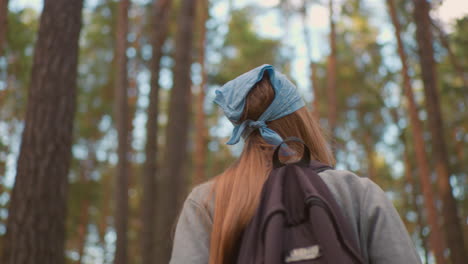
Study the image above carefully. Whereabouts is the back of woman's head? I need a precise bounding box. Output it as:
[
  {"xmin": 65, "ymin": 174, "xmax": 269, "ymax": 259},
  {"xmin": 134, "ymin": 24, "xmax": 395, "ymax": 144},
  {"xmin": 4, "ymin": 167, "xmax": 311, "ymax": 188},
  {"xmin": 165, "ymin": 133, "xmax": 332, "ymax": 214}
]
[
  {"xmin": 209, "ymin": 73, "xmax": 334, "ymax": 264},
  {"xmin": 240, "ymin": 73, "xmax": 334, "ymax": 164}
]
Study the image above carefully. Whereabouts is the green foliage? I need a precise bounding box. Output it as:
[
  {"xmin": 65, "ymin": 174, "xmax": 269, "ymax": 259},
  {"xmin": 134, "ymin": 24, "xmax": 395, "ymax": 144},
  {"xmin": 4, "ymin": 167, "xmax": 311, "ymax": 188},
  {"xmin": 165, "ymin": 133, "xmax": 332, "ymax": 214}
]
[
  {"xmin": 313, "ymin": 0, "xmax": 391, "ymax": 180},
  {"xmin": 2, "ymin": 8, "xmax": 38, "ymax": 120},
  {"xmin": 211, "ymin": 7, "xmax": 283, "ymax": 85},
  {"xmin": 452, "ymin": 17, "xmax": 468, "ymax": 63}
]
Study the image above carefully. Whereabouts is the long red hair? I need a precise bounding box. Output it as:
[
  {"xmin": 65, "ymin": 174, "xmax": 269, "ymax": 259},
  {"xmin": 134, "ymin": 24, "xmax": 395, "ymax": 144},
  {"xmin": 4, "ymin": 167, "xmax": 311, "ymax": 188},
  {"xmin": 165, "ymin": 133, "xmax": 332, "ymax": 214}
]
[{"xmin": 208, "ymin": 74, "xmax": 335, "ymax": 264}]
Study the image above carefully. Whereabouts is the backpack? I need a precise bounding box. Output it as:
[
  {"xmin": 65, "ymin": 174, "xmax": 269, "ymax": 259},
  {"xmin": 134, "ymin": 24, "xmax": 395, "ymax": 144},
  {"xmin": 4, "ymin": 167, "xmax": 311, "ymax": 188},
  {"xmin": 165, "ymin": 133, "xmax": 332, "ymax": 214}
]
[{"xmin": 236, "ymin": 137, "xmax": 364, "ymax": 264}]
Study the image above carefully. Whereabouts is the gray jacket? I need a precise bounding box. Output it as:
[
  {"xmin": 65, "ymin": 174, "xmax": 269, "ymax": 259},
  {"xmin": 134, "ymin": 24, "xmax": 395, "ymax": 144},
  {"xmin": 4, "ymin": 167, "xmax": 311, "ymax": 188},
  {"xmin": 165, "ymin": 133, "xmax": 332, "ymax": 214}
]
[{"xmin": 170, "ymin": 169, "xmax": 422, "ymax": 264}]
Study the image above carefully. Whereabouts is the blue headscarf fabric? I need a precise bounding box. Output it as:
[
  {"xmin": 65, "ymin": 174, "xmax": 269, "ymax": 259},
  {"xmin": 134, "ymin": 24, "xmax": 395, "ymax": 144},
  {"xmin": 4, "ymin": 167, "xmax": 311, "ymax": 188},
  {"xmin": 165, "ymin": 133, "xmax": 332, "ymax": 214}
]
[{"xmin": 214, "ymin": 64, "xmax": 305, "ymax": 146}]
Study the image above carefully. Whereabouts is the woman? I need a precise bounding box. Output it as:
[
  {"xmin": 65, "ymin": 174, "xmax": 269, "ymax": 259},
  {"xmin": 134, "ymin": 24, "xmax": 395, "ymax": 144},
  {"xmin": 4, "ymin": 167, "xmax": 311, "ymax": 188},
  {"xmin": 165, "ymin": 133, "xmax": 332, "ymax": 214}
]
[{"xmin": 169, "ymin": 65, "xmax": 421, "ymax": 264}]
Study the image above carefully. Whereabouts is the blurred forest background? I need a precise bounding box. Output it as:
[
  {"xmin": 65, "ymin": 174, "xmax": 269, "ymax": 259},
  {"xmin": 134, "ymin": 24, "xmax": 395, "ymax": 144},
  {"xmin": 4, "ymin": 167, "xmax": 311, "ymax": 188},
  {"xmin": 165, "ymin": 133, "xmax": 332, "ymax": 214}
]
[{"xmin": 0, "ymin": 0, "xmax": 467, "ymax": 263}]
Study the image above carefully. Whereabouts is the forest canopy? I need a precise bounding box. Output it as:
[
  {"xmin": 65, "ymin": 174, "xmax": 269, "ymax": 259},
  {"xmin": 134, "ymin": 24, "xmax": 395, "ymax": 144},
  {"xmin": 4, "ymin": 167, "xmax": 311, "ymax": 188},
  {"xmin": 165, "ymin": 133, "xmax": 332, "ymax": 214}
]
[{"xmin": 0, "ymin": 0, "xmax": 467, "ymax": 264}]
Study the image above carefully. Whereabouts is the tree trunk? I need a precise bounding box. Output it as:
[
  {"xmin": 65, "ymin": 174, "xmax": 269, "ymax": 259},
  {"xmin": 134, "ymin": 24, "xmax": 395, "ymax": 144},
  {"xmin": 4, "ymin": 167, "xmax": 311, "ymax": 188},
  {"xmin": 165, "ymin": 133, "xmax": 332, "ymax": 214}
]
[
  {"xmin": 387, "ymin": 0, "xmax": 446, "ymax": 262},
  {"xmin": 413, "ymin": 1, "xmax": 467, "ymax": 263},
  {"xmin": 113, "ymin": 0, "xmax": 131, "ymax": 264},
  {"xmin": 2, "ymin": 1, "xmax": 83, "ymax": 263},
  {"xmin": 141, "ymin": 0, "xmax": 172, "ymax": 263},
  {"xmin": 0, "ymin": 0, "xmax": 8, "ymax": 56},
  {"xmin": 431, "ymin": 19, "xmax": 468, "ymax": 90},
  {"xmin": 193, "ymin": 0, "xmax": 208, "ymax": 185},
  {"xmin": 155, "ymin": 0, "xmax": 197, "ymax": 262},
  {"xmin": 327, "ymin": 0, "xmax": 337, "ymax": 134}
]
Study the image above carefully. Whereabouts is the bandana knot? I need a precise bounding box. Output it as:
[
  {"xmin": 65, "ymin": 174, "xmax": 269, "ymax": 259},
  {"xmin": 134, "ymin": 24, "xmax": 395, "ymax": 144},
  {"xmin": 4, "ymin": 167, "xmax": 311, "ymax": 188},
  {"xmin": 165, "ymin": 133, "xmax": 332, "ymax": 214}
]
[{"xmin": 249, "ymin": 120, "xmax": 267, "ymax": 129}]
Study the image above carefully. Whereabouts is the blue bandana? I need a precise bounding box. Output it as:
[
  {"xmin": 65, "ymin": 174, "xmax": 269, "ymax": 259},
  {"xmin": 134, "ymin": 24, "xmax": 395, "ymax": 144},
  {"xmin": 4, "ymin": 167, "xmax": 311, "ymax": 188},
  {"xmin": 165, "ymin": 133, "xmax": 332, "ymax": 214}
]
[{"xmin": 214, "ymin": 64, "xmax": 305, "ymax": 146}]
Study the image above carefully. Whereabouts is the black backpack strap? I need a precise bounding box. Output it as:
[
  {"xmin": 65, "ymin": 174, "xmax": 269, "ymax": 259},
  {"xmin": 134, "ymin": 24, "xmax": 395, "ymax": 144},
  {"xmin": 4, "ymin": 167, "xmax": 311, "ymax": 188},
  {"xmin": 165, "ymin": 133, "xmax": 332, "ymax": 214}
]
[
  {"xmin": 272, "ymin": 137, "xmax": 311, "ymax": 169},
  {"xmin": 309, "ymin": 160, "xmax": 333, "ymax": 173},
  {"xmin": 272, "ymin": 137, "xmax": 333, "ymax": 173}
]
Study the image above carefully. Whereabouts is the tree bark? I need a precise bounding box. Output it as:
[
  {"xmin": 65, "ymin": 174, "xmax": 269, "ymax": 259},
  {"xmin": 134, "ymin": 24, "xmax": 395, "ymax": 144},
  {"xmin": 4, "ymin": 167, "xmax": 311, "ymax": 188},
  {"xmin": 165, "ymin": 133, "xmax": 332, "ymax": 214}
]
[
  {"xmin": 327, "ymin": 0, "xmax": 337, "ymax": 134},
  {"xmin": 413, "ymin": 1, "xmax": 467, "ymax": 263},
  {"xmin": 113, "ymin": 0, "xmax": 131, "ymax": 264},
  {"xmin": 155, "ymin": 0, "xmax": 197, "ymax": 262},
  {"xmin": 0, "ymin": 0, "xmax": 8, "ymax": 56},
  {"xmin": 193, "ymin": 0, "xmax": 208, "ymax": 185},
  {"xmin": 2, "ymin": 1, "xmax": 83, "ymax": 263},
  {"xmin": 141, "ymin": 0, "xmax": 172, "ymax": 264},
  {"xmin": 387, "ymin": 0, "xmax": 446, "ymax": 263}
]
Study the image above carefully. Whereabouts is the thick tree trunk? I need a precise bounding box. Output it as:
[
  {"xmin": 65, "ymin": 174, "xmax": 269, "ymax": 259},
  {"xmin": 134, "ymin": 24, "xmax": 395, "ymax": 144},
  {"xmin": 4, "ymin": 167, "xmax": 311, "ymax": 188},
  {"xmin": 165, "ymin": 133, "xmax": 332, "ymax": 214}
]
[
  {"xmin": 2, "ymin": 1, "xmax": 83, "ymax": 263},
  {"xmin": 413, "ymin": 1, "xmax": 467, "ymax": 263},
  {"xmin": 155, "ymin": 0, "xmax": 197, "ymax": 262},
  {"xmin": 0, "ymin": 0, "xmax": 8, "ymax": 56},
  {"xmin": 387, "ymin": 0, "xmax": 446, "ymax": 263},
  {"xmin": 193, "ymin": 0, "xmax": 208, "ymax": 185},
  {"xmin": 141, "ymin": 0, "xmax": 172, "ymax": 264},
  {"xmin": 113, "ymin": 0, "xmax": 131, "ymax": 264},
  {"xmin": 327, "ymin": 0, "xmax": 337, "ymax": 134}
]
